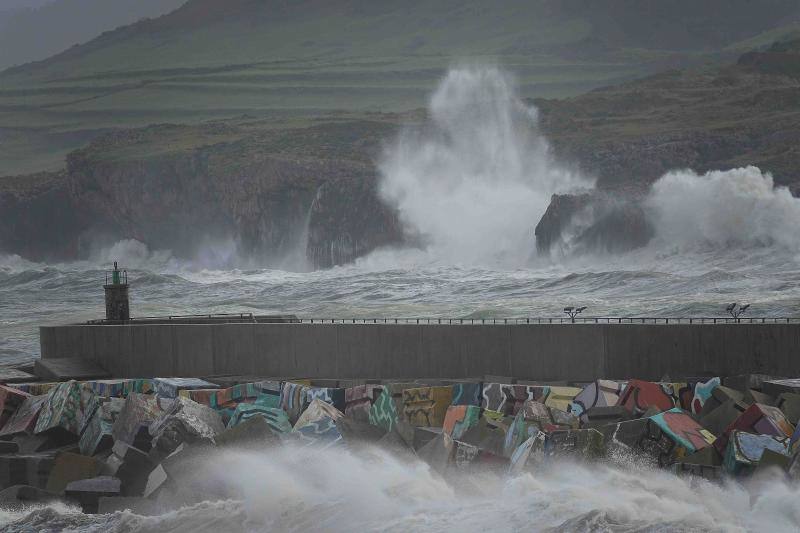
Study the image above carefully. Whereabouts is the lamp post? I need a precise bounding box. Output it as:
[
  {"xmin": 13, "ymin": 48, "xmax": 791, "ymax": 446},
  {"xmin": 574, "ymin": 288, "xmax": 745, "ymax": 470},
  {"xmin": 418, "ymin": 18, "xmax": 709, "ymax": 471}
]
[
  {"xmin": 726, "ymin": 303, "xmax": 750, "ymax": 320},
  {"xmin": 564, "ymin": 306, "xmax": 587, "ymax": 323}
]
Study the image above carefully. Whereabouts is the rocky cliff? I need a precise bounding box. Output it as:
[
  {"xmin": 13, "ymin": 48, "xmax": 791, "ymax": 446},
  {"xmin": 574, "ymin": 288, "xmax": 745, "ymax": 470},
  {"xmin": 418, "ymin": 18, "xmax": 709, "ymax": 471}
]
[
  {"xmin": 534, "ymin": 39, "xmax": 800, "ymax": 254},
  {"xmin": 306, "ymin": 176, "xmax": 403, "ymax": 269},
  {"xmin": 0, "ymin": 118, "xmax": 402, "ymax": 267},
  {"xmin": 2, "ymin": 42, "xmax": 800, "ymax": 267}
]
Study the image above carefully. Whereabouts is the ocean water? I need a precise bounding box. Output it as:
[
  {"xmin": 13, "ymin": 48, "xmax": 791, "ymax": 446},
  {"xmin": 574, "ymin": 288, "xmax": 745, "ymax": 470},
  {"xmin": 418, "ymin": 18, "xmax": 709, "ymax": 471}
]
[
  {"xmin": 1, "ymin": 447, "xmax": 799, "ymax": 532},
  {"xmin": 1, "ymin": 243, "xmax": 800, "ymax": 364},
  {"xmin": 1, "ymin": 66, "xmax": 799, "ymax": 530},
  {"xmin": 4, "ymin": 66, "xmax": 800, "ymax": 363}
]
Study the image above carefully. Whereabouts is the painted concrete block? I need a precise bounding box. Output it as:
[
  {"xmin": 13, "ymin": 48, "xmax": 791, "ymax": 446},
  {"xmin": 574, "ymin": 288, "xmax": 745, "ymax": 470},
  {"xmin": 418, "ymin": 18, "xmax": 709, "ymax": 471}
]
[
  {"xmin": 723, "ymin": 431, "xmax": 791, "ymax": 476},
  {"xmin": 402, "ymin": 386, "xmax": 453, "ymax": 427},
  {"xmin": 442, "ymin": 405, "xmax": 480, "ymax": 440}
]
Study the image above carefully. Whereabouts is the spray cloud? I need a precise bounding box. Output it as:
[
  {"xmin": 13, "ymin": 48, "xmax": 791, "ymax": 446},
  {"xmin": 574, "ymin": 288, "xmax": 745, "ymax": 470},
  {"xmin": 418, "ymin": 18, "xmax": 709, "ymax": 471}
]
[
  {"xmin": 646, "ymin": 166, "xmax": 800, "ymax": 252},
  {"xmin": 378, "ymin": 66, "xmax": 590, "ymax": 266}
]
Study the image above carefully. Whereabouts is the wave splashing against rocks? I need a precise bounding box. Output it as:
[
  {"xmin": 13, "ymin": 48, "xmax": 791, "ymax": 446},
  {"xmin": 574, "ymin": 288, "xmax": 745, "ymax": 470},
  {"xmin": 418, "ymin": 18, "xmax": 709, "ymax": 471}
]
[{"xmin": 2, "ymin": 447, "xmax": 799, "ymax": 532}]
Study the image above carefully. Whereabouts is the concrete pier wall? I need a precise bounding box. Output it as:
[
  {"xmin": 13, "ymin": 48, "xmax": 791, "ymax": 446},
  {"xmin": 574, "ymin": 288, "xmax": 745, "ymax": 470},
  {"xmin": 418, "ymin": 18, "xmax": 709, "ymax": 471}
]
[{"xmin": 39, "ymin": 323, "xmax": 800, "ymax": 380}]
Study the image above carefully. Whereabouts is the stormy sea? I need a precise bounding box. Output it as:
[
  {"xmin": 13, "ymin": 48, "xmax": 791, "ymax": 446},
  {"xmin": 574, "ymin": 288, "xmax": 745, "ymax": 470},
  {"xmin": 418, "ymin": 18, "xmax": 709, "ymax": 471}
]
[{"xmin": 1, "ymin": 67, "xmax": 799, "ymax": 531}]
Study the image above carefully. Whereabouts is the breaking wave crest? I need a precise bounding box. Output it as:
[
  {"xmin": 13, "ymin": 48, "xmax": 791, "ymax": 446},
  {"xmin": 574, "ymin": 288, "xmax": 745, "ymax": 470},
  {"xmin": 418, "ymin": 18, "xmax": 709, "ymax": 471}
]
[
  {"xmin": 646, "ymin": 166, "xmax": 800, "ymax": 253},
  {"xmin": 2, "ymin": 447, "xmax": 799, "ymax": 532},
  {"xmin": 378, "ymin": 66, "xmax": 590, "ymax": 266}
]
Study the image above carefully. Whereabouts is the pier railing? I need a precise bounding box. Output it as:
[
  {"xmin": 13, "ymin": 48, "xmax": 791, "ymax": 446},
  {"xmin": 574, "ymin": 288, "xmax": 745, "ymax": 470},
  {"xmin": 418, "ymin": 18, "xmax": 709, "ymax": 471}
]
[
  {"xmin": 86, "ymin": 314, "xmax": 800, "ymax": 325},
  {"xmin": 298, "ymin": 317, "xmax": 800, "ymax": 325}
]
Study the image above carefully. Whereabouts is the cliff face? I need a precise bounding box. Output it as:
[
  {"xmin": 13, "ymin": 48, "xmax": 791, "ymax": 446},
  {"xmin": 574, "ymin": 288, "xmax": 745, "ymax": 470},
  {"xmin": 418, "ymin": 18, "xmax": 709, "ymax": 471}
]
[
  {"xmin": 306, "ymin": 176, "xmax": 403, "ymax": 268},
  {"xmin": 0, "ymin": 172, "xmax": 93, "ymax": 260},
  {"xmin": 533, "ymin": 40, "xmax": 800, "ymax": 254},
  {"xmin": 0, "ymin": 119, "xmax": 401, "ymax": 266},
  {"xmin": 3, "ymin": 43, "xmax": 800, "ymax": 267},
  {"xmin": 536, "ymin": 40, "xmax": 800, "ymax": 190}
]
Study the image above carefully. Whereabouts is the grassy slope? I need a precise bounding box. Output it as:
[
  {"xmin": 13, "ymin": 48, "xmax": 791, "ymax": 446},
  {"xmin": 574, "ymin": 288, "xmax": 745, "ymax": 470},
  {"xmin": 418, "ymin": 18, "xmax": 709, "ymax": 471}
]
[{"xmin": 1, "ymin": 0, "xmax": 799, "ymax": 175}]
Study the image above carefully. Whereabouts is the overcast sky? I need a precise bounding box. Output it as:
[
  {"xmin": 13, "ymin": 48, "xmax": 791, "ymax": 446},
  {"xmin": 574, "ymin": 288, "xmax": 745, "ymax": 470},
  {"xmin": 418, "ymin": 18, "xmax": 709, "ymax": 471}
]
[
  {"xmin": 0, "ymin": 0, "xmax": 185, "ymax": 69},
  {"xmin": 1, "ymin": 0, "xmax": 54, "ymax": 10}
]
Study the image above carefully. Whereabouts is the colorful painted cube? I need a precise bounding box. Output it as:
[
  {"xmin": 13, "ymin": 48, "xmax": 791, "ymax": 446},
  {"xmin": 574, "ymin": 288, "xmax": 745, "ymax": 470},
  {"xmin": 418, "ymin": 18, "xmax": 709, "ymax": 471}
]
[
  {"xmin": 451, "ymin": 383, "xmax": 482, "ymax": 406},
  {"xmin": 304, "ymin": 387, "xmax": 346, "ymax": 412},
  {"xmin": 111, "ymin": 393, "xmax": 169, "ymax": 446},
  {"xmin": 715, "ymin": 403, "xmax": 795, "ymax": 454},
  {"xmin": 544, "ymin": 386, "xmax": 582, "ymax": 413},
  {"xmin": 280, "ymin": 382, "xmax": 309, "ymax": 424},
  {"xmin": 521, "ymin": 400, "xmax": 552, "ymax": 426},
  {"xmin": 503, "ymin": 410, "xmax": 541, "ymax": 457},
  {"xmin": 617, "ymin": 380, "xmax": 678, "ymax": 415},
  {"xmin": 122, "ymin": 379, "xmax": 155, "ymax": 396},
  {"xmin": 34, "ymin": 381, "xmax": 96, "ymax": 436},
  {"xmin": 457, "ymin": 410, "xmax": 513, "ymax": 457},
  {"xmin": 11, "ymin": 382, "xmax": 59, "ymax": 396},
  {"xmin": 83, "ymin": 380, "xmax": 128, "ymax": 398},
  {"xmin": 293, "ymin": 399, "xmax": 344, "ymax": 447},
  {"xmin": 569, "ymin": 380, "xmax": 622, "ymax": 417},
  {"xmin": 402, "ymin": 386, "xmax": 453, "ymax": 427},
  {"xmin": 0, "ymin": 384, "xmax": 31, "ymax": 428},
  {"xmin": 0, "ymin": 394, "xmax": 47, "ymax": 436},
  {"xmin": 79, "ymin": 397, "xmax": 125, "ymax": 456},
  {"xmin": 344, "ymin": 384, "xmax": 384, "ymax": 422},
  {"xmin": 679, "ymin": 377, "xmax": 721, "ymax": 414},
  {"xmin": 442, "ymin": 404, "xmax": 481, "ymax": 440},
  {"xmin": 481, "ymin": 383, "xmax": 549, "ymax": 416},
  {"xmin": 227, "ymin": 402, "xmax": 292, "ymax": 435},
  {"xmin": 368, "ymin": 387, "xmax": 398, "ymax": 432},
  {"xmin": 723, "ymin": 430, "xmax": 791, "ymax": 476},
  {"xmin": 154, "ymin": 378, "xmax": 218, "ymax": 399},
  {"xmin": 647, "ymin": 408, "xmax": 716, "ymax": 459}
]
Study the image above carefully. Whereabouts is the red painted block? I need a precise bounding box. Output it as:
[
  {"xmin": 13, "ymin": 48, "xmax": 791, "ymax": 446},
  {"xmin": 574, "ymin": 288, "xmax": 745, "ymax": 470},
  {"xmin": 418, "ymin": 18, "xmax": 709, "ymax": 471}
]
[
  {"xmin": 617, "ymin": 380, "xmax": 677, "ymax": 415},
  {"xmin": 715, "ymin": 402, "xmax": 795, "ymax": 454}
]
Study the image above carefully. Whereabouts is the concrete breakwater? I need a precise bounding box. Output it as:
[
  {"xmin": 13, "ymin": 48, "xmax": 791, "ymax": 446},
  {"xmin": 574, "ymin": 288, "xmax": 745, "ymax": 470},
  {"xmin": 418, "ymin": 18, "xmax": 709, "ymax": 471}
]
[
  {"xmin": 40, "ymin": 321, "xmax": 800, "ymax": 381},
  {"xmin": 0, "ymin": 373, "xmax": 798, "ymax": 521}
]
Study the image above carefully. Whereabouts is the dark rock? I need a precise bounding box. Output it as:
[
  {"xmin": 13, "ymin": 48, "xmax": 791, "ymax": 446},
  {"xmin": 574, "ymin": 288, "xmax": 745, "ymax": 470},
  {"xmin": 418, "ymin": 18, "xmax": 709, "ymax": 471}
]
[
  {"xmin": 545, "ymin": 429, "xmax": 605, "ymax": 460},
  {"xmin": 534, "ymin": 189, "xmax": 653, "ymax": 255},
  {"xmin": 581, "ymin": 406, "xmax": 632, "ymax": 429},
  {"xmin": 306, "ymin": 176, "xmax": 404, "ymax": 269},
  {"xmin": 33, "ymin": 358, "xmax": 110, "ymax": 381},
  {"xmin": 0, "ymin": 441, "xmax": 19, "ymax": 454},
  {"xmin": 699, "ymin": 399, "xmax": 747, "ymax": 437},
  {"xmin": 776, "ymin": 393, "xmax": 800, "ymax": 425},
  {"xmin": 215, "ymin": 414, "xmax": 282, "ymax": 449},
  {"xmin": 104, "ymin": 441, "xmax": 156, "ymax": 497},
  {"xmin": 412, "ymin": 426, "xmax": 441, "ymax": 451},
  {"xmin": 744, "ymin": 389, "xmax": 775, "ymax": 407},
  {"xmin": 64, "ymin": 476, "xmax": 121, "ymax": 513},
  {"xmin": 0, "ymin": 452, "xmax": 56, "ymax": 490},
  {"xmin": 335, "ymin": 416, "xmax": 386, "ymax": 447},
  {"xmin": 601, "ymin": 418, "xmax": 648, "ymax": 450},
  {"xmin": 45, "ymin": 452, "xmax": 103, "ymax": 494},
  {"xmin": 724, "ymin": 374, "xmax": 783, "ymax": 393},
  {"xmin": 762, "ymin": 379, "xmax": 800, "ymax": 398},
  {"xmin": 416, "ymin": 433, "xmax": 453, "ymax": 474},
  {"xmin": 699, "ymin": 385, "xmax": 747, "ymax": 417},
  {"xmin": 0, "ymin": 485, "xmax": 61, "ymax": 510}
]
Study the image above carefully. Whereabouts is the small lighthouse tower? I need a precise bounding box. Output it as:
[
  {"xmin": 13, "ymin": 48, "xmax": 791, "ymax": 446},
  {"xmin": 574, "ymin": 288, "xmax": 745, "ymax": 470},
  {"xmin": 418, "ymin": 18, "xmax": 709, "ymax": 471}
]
[{"xmin": 104, "ymin": 261, "xmax": 130, "ymax": 321}]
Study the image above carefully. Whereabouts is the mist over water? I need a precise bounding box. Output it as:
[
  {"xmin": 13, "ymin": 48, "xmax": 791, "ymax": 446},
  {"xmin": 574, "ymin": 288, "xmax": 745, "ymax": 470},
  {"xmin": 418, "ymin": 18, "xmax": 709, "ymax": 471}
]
[
  {"xmin": 646, "ymin": 166, "xmax": 800, "ymax": 253},
  {"xmin": 2, "ymin": 447, "xmax": 799, "ymax": 532},
  {"xmin": 2, "ymin": 66, "xmax": 800, "ymax": 363},
  {"xmin": 1, "ymin": 66, "xmax": 800, "ymax": 529},
  {"xmin": 379, "ymin": 67, "xmax": 589, "ymax": 266}
]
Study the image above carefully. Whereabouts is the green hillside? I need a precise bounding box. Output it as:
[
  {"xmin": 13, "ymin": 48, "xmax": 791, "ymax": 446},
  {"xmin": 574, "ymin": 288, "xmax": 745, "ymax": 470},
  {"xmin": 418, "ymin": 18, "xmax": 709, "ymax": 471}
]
[{"xmin": 1, "ymin": 0, "xmax": 799, "ymax": 176}]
